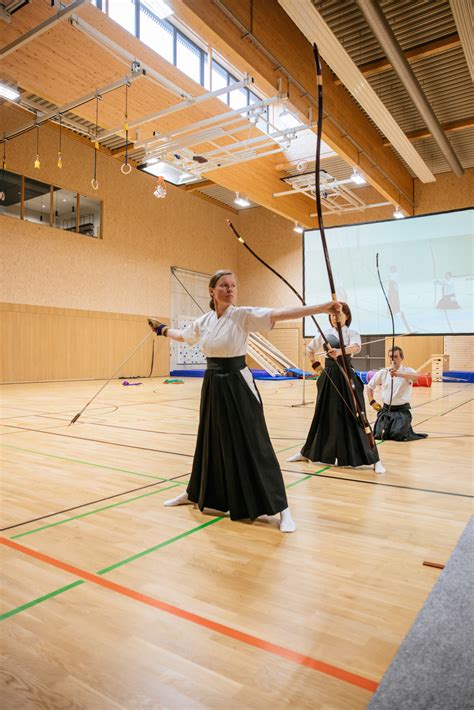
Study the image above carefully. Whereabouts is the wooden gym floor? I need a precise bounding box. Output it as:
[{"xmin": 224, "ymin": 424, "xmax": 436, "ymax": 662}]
[{"xmin": 1, "ymin": 377, "xmax": 472, "ymax": 709}]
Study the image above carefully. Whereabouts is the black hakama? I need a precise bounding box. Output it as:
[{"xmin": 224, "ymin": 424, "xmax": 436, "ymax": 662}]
[
  {"xmin": 186, "ymin": 356, "xmax": 288, "ymax": 520},
  {"xmin": 301, "ymin": 357, "xmax": 379, "ymax": 466},
  {"xmin": 374, "ymin": 403, "xmax": 428, "ymax": 441}
]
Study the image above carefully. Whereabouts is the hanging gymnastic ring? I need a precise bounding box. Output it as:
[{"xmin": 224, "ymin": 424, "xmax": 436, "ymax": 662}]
[
  {"xmin": 121, "ymin": 163, "xmax": 132, "ymax": 175},
  {"xmin": 91, "ymin": 178, "xmax": 99, "ymax": 190}
]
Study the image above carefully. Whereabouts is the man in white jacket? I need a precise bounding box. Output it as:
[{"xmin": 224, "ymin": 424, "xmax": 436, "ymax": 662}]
[{"xmin": 367, "ymin": 346, "xmax": 428, "ymax": 441}]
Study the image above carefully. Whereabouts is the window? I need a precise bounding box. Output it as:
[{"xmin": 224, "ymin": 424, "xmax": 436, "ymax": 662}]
[
  {"xmin": 108, "ymin": 0, "xmax": 137, "ymax": 34},
  {"xmin": 97, "ymin": 1, "xmax": 270, "ymax": 123},
  {"xmin": 79, "ymin": 195, "xmax": 101, "ymax": 237},
  {"xmin": 176, "ymin": 33, "xmax": 202, "ymax": 84},
  {"xmin": 53, "ymin": 188, "xmax": 77, "ymax": 232},
  {"xmin": 211, "ymin": 61, "xmax": 229, "ymax": 103},
  {"xmin": 0, "ymin": 170, "xmax": 22, "ymax": 219},
  {"xmin": 0, "ymin": 169, "xmax": 101, "ymax": 238},
  {"xmin": 24, "ymin": 176, "xmax": 51, "ymax": 225},
  {"xmin": 139, "ymin": 6, "xmax": 173, "ymax": 62}
]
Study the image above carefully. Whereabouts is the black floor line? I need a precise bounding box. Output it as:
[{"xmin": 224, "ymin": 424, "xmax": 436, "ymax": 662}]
[
  {"xmin": 36, "ymin": 415, "xmax": 200, "ymax": 437},
  {"xmin": 410, "ymin": 388, "xmax": 464, "ymax": 409},
  {"xmin": 35, "ymin": 415, "xmax": 302, "ymax": 441},
  {"xmin": 440, "ymin": 398, "xmax": 474, "ymax": 416},
  {"xmin": 0, "ymin": 472, "xmax": 192, "ymax": 532},
  {"xmin": 1, "ymin": 424, "xmax": 194, "ymax": 458},
  {"xmin": 280, "ymin": 468, "xmax": 473, "ymax": 498},
  {"xmin": 415, "ymin": 397, "xmax": 474, "ymax": 426}
]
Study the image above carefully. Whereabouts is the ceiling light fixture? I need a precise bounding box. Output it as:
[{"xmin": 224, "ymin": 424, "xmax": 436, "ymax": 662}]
[
  {"xmin": 234, "ymin": 192, "xmax": 250, "ymax": 207},
  {"xmin": 293, "ymin": 222, "xmax": 304, "ymax": 234},
  {"xmin": 351, "ymin": 169, "xmax": 365, "ymax": 185},
  {"xmin": 0, "ymin": 83, "xmax": 20, "ymax": 101},
  {"xmin": 393, "ymin": 205, "xmax": 405, "ymax": 219}
]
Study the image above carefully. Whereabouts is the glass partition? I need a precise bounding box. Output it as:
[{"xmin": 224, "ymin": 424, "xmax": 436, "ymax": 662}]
[{"xmin": 0, "ymin": 170, "xmax": 22, "ymax": 219}]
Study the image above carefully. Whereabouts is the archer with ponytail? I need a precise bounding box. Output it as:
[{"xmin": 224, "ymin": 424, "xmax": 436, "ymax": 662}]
[{"xmin": 149, "ymin": 269, "xmax": 342, "ymax": 533}]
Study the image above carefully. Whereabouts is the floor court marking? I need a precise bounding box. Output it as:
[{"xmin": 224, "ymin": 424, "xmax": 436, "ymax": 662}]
[
  {"xmin": 36, "ymin": 415, "xmax": 304, "ymax": 442},
  {"xmin": 1, "ymin": 475, "xmax": 190, "ymax": 532},
  {"xmin": 10, "ymin": 483, "xmax": 183, "ymax": 539},
  {"xmin": 0, "ymin": 425, "xmax": 195, "ymax": 457},
  {"xmin": 0, "ymin": 535, "xmax": 378, "ymax": 693},
  {"xmin": 281, "ymin": 468, "xmax": 473, "ymax": 498},
  {"xmin": 0, "ymin": 443, "xmax": 188, "ymax": 482},
  {"xmin": 0, "ymin": 469, "xmax": 322, "ymax": 621}
]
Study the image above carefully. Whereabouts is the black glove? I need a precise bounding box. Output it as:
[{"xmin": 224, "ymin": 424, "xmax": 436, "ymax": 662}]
[
  {"xmin": 147, "ymin": 318, "xmax": 168, "ymax": 336},
  {"xmin": 311, "ymin": 361, "xmax": 323, "ymax": 375}
]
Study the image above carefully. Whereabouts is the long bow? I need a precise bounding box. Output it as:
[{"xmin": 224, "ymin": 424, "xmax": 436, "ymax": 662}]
[
  {"xmin": 226, "ymin": 220, "xmax": 364, "ymax": 423},
  {"xmin": 312, "ymin": 43, "xmax": 376, "ymax": 450},
  {"xmin": 375, "ymin": 252, "xmax": 395, "ymax": 438}
]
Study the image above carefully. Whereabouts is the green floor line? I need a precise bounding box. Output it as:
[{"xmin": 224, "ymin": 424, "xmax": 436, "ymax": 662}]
[
  {"xmin": 0, "ymin": 581, "xmax": 84, "ymax": 620},
  {"xmin": 1, "ymin": 466, "xmax": 324, "ymax": 621},
  {"xmin": 0, "ymin": 517, "xmax": 224, "ymax": 621},
  {"xmin": 276, "ymin": 443, "xmax": 305, "ymax": 454},
  {"xmin": 0, "ymin": 443, "xmax": 187, "ymax": 484},
  {"xmin": 97, "ymin": 516, "xmax": 224, "ymax": 575},
  {"xmin": 10, "ymin": 483, "xmax": 182, "ymax": 540}
]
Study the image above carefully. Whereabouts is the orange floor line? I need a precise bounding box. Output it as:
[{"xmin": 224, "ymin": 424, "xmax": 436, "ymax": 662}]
[{"xmin": 1, "ymin": 536, "xmax": 378, "ymax": 693}]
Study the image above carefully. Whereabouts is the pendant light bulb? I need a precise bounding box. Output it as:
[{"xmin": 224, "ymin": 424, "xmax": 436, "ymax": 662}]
[
  {"xmin": 34, "ymin": 155, "xmax": 40, "ymax": 169},
  {"xmin": 57, "ymin": 152, "xmax": 62, "ymax": 169}
]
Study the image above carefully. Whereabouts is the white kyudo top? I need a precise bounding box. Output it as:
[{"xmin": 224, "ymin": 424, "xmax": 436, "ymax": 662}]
[
  {"xmin": 368, "ymin": 365, "xmax": 416, "ymax": 406},
  {"xmin": 181, "ymin": 305, "xmax": 274, "ymax": 399},
  {"xmin": 181, "ymin": 305, "xmax": 274, "ymax": 356},
  {"xmin": 306, "ymin": 326, "xmax": 361, "ymax": 360}
]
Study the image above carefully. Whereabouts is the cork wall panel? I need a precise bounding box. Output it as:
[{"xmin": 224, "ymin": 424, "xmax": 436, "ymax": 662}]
[
  {"xmin": 0, "ymin": 107, "xmax": 239, "ymax": 317},
  {"xmin": 0, "ymin": 302, "xmax": 169, "ymax": 383},
  {"xmin": 383, "ymin": 335, "xmax": 444, "ymax": 371},
  {"xmin": 444, "ymin": 336, "xmax": 474, "ymax": 371}
]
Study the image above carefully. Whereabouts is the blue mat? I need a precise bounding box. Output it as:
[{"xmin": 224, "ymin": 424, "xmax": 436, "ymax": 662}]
[
  {"xmin": 170, "ymin": 369, "xmax": 292, "ymax": 380},
  {"xmin": 443, "ymin": 370, "xmax": 474, "ymax": 383}
]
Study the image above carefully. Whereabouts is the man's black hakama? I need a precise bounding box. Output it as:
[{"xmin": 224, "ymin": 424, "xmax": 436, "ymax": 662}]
[{"xmin": 374, "ymin": 403, "xmax": 428, "ymax": 441}]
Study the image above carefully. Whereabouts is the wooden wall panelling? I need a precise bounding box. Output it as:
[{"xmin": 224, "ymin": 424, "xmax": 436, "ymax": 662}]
[
  {"xmin": 384, "ymin": 335, "xmax": 444, "ymax": 371},
  {"xmin": 0, "ymin": 303, "xmax": 170, "ymax": 383}
]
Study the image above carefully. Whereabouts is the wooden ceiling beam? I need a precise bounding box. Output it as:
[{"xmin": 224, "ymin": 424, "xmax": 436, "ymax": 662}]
[
  {"xmin": 187, "ymin": 190, "xmax": 239, "ymax": 213},
  {"xmin": 335, "ymin": 33, "xmax": 461, "ymax": 84},
  {"xmin": 172, "ymin": 0, "xmax": 414, "ymax": 215},
  {"xmin": 383, "ymin": 117, "xmax": 474, "ymax": 146},
  {"xmin": 182, "ymin": 179, "xmax": 215, "ymax": 191}
]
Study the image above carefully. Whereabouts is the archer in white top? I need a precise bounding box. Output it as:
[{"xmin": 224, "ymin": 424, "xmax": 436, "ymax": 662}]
[
  {"xmin": 181, "ymin": 305, "xmax": 274, "ymax": 400},
  {"xmin": 306, "ymin": 325, "xmax": 361, "ymax": 363},
  {"xmin": 367, "ymin": 350, "xmax": 418, "ymax": 406},
  {"xmin": 148, "ymin": 269, "xmax": 343, "ymax": 533},
  {"xmin": 366, "ymin": 346, "xmax": 427, "ymax": 441}
]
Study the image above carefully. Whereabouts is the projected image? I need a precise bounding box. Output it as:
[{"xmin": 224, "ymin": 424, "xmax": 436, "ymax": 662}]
[{"xmin": 304, "ymin": 208, "xmax": 474, "ymax": 336}]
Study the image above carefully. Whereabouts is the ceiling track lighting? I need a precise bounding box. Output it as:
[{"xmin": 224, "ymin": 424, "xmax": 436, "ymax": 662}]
[
  {"xmin": 0, "ymin": 83, "xmax": 20, "ymax": 101},
  {"xmin": 234, "ymin": 192, "xmax": 250, "ymax": 207},
  {"xmin": 350, "ymin": 168, "xmax": 365, "ymax": 185}
]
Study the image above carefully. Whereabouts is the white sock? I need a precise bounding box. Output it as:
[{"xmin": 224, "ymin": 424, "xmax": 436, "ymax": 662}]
[
  {"xmin": 279, "ymin": 507, "xmax": 297, "ymax": 533},
  {"xmin": 286, "ymin": 452, "xmax": 309, "ymax": 462},
  {"xmin": 164, "ymin": 491, "xmax": 193, "ymax": 507},
  {"xmin": 374, "ymin": 461, "xmax": 386, "ymax": 474}
]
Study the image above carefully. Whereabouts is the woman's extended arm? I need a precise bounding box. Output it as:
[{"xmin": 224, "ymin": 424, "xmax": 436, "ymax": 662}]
[{"xmin": 270, "ymin": 301, "xmax": 342, "ymax": 325}]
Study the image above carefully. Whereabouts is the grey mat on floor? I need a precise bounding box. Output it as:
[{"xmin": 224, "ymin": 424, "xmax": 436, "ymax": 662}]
[{"xmin": 369, "ymin": 515, "xmax": 474, "ymax": 710}]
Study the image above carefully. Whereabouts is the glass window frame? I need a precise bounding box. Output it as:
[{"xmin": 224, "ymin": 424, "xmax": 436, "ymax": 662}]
[
  {"xmin": 99, "ymin": 2, "xmax": 269, "ymax": 127},
  {"xmin": 0, "ymin": 168, "xmax": 102, "ymax": 239}
]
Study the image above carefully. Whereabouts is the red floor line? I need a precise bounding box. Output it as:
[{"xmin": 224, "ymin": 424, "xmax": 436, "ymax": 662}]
[{"xmin": 1, "ymin": 536, "xmax": 378, "ymax": 693}]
